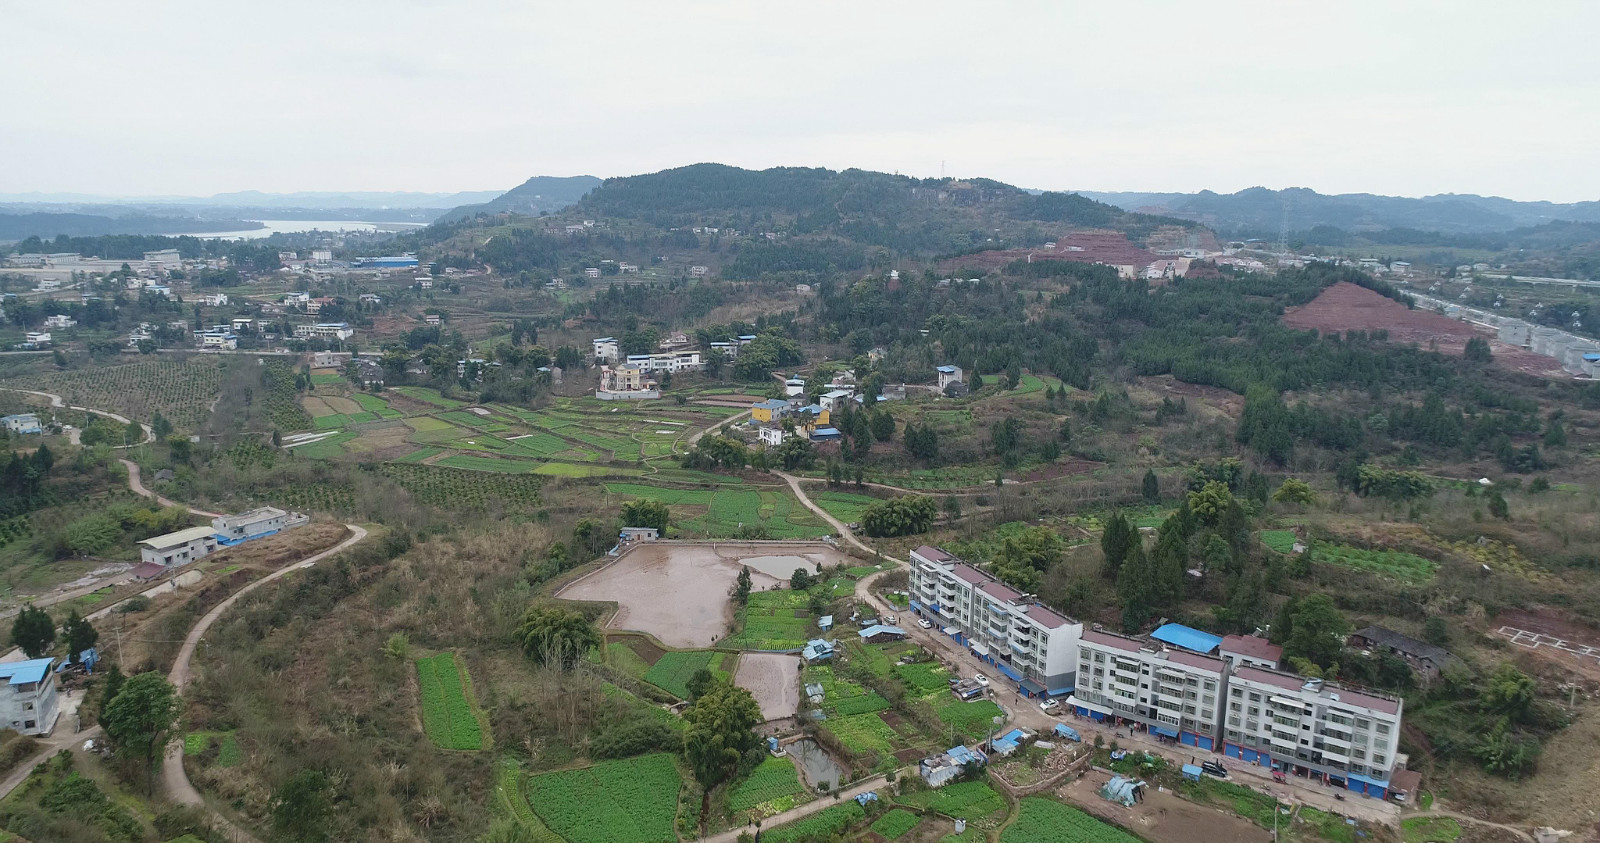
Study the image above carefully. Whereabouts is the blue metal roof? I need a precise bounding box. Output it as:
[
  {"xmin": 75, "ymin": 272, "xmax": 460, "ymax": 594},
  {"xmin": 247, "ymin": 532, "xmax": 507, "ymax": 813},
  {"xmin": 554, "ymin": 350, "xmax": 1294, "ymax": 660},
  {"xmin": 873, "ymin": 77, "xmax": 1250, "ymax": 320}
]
[
  {"xmin": 1584, "ymin": 353, "xmax": 1600, "ymax": 362},
  {"xmin": 858, "ymin": 625, "xmax": 906, "ymax": 639},
  {"xmin": 0, "ymin": 658, "xmax": 54, "ymax": 686},
  {"xmin": 937, "ymin": 365, "xmax": 958, "ymax": 373},
  {"xmin": 1151, "ymin": 623, "xmax": 1223, "ymax": 654}
]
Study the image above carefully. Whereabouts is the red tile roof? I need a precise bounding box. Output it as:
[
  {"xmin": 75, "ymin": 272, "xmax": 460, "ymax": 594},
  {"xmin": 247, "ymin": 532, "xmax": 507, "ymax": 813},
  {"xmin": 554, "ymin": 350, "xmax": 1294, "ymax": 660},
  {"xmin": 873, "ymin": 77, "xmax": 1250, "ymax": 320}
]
[{"xmin": 1221, "ymin": 634, "xmax": 1283, "ymax": 663}]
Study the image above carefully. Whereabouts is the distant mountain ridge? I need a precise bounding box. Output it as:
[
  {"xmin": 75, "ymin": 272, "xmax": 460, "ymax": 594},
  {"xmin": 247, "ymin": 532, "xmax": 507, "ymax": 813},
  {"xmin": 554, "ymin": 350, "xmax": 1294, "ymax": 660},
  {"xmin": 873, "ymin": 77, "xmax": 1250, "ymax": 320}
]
[
  {"xmin": 1077, "ymin": 187, "xmax": 1600, "ymax": 236},
  {"xmin": 0, "ymin": 189, "xmax": 505, "ymax": 209},
  {"xmin": 440, "ymin": 175, "xmax": 604, "ymax": 220}
]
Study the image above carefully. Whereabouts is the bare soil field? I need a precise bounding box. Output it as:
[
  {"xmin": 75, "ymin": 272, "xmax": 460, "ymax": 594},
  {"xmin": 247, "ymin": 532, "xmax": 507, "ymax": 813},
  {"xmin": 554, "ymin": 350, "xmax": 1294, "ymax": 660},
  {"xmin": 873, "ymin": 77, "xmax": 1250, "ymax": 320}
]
[
  {"xmin": 734, "ymin": 652, "xmax": 801, "ymax": 721},
  {"xmin": 557, "ymin": 542, "xmax": 852, "ymax": 649},
  {"xmin": 323, "ymin": 395, "xmax": 363, "ymax": 414},
  {"xmin": 1495, "ymin": 607, "xmax": 1600, "ymax": 680},
  {"xmin": 1284, "ymin": 282, "xmax": 1565, "ymax": 376},
  {"xmin": 1058, "ymin": 769, "xmax": 1267, "ymax": 843}
]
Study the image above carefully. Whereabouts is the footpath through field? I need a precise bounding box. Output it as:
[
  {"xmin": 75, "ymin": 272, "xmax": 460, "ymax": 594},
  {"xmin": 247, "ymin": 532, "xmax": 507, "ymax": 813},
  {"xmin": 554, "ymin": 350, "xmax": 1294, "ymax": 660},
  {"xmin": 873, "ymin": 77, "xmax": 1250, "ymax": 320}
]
[{"xmin": 700, "ymin": 772, "xmax": 890, "ymax": 843}]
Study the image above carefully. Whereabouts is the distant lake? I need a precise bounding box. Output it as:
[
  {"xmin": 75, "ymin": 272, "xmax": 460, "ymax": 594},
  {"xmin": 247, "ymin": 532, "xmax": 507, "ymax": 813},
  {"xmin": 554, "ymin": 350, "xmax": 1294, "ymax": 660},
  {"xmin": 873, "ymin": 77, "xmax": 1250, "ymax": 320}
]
[{"xmin": 196, "ymin": 219, "xmax": 427, "ymax": 240}]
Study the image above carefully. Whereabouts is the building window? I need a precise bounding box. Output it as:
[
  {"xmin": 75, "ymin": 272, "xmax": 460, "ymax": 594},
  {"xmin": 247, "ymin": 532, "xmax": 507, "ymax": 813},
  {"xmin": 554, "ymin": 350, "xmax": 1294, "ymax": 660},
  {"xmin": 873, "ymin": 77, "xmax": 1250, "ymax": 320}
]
[{"xmin": 1375, "ymin": 722, "xmax": 1390, "ymax": 735}]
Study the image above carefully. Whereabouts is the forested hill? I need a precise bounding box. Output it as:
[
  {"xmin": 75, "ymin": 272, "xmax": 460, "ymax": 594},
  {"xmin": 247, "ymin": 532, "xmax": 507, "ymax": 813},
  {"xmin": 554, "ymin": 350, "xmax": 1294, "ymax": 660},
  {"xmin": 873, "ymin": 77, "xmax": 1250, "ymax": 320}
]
[
  {"xmin": 1080, "ymin": 186, "xmax": 1600, "ymax": 236},
  {"xmin": 447, "ymin": 164, "xmax": 1200, "ymax": 258},
  {"xmin": 438, "ymin": 175, "xmax": 602, "ymax": 221}
]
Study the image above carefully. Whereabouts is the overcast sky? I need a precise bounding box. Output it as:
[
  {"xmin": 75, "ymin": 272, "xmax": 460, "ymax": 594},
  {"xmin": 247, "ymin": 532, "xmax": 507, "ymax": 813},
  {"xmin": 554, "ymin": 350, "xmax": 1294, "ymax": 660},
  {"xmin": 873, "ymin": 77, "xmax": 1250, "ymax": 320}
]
[{"xmin": 3, "ymin": 1, "xmax": 1596, "ymax": 202}]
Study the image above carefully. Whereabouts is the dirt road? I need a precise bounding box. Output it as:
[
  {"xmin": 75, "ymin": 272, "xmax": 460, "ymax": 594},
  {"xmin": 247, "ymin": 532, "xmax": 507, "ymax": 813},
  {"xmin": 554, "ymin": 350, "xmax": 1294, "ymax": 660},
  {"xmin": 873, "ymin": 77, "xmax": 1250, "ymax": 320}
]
[
  {"xmin": 121, "ymin": 458, "xmax": 221, "ymax": 517},
  {"xmin": 0, "ymin": 387, "xmax": 155, "ymax": 447},
  {"xmin": 160, "ymin": 523, "xmax": 368, "ymax": 842}
]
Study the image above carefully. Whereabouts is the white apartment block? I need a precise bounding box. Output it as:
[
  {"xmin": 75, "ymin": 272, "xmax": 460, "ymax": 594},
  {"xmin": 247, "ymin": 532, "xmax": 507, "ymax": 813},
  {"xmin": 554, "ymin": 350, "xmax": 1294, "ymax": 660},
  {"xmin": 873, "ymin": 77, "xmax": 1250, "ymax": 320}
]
[
  {"xmin": 212, "ymin": 506, "xmax": 289, "ymax": 542},
  {"xmin": 1222, "ymin": 666, "xmax": 1403, "ymax": 798},
  {"xmin": 1072, "ymin": 628, "xmax": 1226, "ymax": 751},
  {"xmin": 292, "ymin": 322, "xmax": 355, "ymax": 341},
  {"xmin": 592, "ymin": 337, "xmax": 619, "ymax": 361},
  {"xmin": 907, "ymin": 546, "xmax": 1081, "ymax": 695},
  {"xmin": 624, "ymin": 351, "xmax": 703, "ymax": 373}
]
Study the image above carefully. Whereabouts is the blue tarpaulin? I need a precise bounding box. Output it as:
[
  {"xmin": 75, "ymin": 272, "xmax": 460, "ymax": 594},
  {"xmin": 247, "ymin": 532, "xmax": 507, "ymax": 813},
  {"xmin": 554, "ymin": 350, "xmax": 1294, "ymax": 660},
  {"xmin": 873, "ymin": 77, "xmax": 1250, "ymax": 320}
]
[
  {"xmin": 1182, "ymin": 764, "xmax": 1203, "ymax": 781},
  {"xmin": 1151, "ymin": 623, "xmax": 1223, "ymax": 653},
  {"xmin": 1053, "ymin": 724, "xmax": 1081, "ymax": 741},
  {"xmin": 1150, "ymin": 724, "xmax": 1179, "ymax": 738},
  {"xmin": 994, "ymin": 662, "xmax": 1023, "ymax": 682}
]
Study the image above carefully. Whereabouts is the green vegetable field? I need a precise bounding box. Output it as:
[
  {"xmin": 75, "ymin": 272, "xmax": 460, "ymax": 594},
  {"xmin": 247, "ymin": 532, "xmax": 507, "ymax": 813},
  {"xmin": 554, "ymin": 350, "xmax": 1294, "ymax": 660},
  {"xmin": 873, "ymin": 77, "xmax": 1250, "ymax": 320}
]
[
  {"xmin": 870, "ymin": 809, "xmax": 921, "ymax": 840},
  {"xmin": 522, "ymin": 753, "xmax": 682, "ymax": 843},
  {"xmin": 894, "ymin": 781, "xmax": 1006, "ymax": 821},
  {"xmin": 761, "ymin": 801, "xmax": 865, "ymax": 843},
  {"xmin": 728, "ymin": 756, "xmax": 808, "ymax": 813},
  {"xmin": 1310, "ymin": 541, "xmax": 1437, "ymax": 583},
  {"xmin": 642, "ymin": 650, "xmax": 726, "ymax": 698},
  {"xmin": 1001, "ymin": 798, "xmax": 1144, "ymax": 843},
  {"xmin": 415, "ymin": 652, "xmax": 486, "ymax": 750}
]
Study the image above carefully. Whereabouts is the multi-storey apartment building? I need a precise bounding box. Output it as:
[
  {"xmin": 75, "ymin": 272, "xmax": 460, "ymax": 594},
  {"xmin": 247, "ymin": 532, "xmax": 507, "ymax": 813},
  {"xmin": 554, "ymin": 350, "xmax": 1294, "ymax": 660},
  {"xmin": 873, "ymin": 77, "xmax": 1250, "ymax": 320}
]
[
  {"xmin": 1073, "ymin": 628, "xmax": 1227, "ymax": 751},
  {"xmin": 907, "ymin": 546, "xmax": 1082, "ymax": 695},
  {"xmin": 1222, "ymin": 665, "xmax": 1403, "ymax": 797}
]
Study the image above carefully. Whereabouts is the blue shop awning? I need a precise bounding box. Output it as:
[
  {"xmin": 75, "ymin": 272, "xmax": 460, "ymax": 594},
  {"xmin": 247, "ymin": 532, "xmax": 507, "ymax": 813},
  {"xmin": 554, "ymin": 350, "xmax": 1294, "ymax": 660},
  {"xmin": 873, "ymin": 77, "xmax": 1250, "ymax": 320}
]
[{"xmin": 1150, "ymin": 724, "xmax": 1179, "ymax": 738}]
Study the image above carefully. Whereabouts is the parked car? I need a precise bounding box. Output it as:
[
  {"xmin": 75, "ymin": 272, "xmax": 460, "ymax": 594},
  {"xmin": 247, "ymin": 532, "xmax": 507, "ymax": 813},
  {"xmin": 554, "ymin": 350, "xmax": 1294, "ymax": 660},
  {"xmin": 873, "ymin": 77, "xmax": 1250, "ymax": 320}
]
[
  {"xmin": 1201, "ymin": 760, "xmax": 1229, "ymax": 779},
  {"xmin": 973, "ymin": 673, "xmax": 990, "ymax": 687},
  {"xmin": 918, "ymin": 618, "xmax": 933, "ymax": 629},
  {"xmin": 1039, "ymin": 699, "xmax": 1061, "ymax": 713},
  {"xmin": 882, "ymin": 614, "xmax": 897, "ymax": 625}
]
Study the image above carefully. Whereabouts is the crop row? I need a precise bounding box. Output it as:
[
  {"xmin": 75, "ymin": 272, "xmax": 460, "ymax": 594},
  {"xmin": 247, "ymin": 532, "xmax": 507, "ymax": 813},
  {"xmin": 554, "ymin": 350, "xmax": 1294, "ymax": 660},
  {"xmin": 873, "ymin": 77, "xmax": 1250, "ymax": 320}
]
[
  {"xmin": 642, "ymin": 650, "xmax": 722, "ymax": 699},
  {"xmin": 1001, "ymin": 798, "xmax": 1144, "ymax": 843},
  {"xmin": 1310, "ymin": 541, "xmax": 1437, "ymax": 583},
  {"xmin": 761, "ymin": 801, "xmax": 865, "ymax": 843},
  {"xmin": 416, "ymin": 652, "xmax": 485, "ymax": 750},
  {"xmin": 7, "ymin": 357, "xmax": 225, "ymax": 431},
  {"xmin": 727, "ymin": 756, "xmax": 808, "ymax": 813},
  {"xmin": 522, "ymin": 753, "xmax": 681, "ymax": 843},
  {"xmin": 895, "ymin": 781, "xmax": 1006, "ymax": 820}
]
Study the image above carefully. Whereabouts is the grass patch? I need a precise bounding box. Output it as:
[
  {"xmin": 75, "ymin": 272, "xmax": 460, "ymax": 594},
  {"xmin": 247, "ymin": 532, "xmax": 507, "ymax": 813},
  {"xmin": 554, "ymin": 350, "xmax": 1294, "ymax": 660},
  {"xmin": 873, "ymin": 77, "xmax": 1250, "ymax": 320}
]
[
  {"xmin": 1401, "ymin": 816, "xmax": 1460, "ymax": 843},
  {"xmin": 435, "ymin": 454, "xmax": 542, "ymax": 473},
  {"xmin": 1309, "ymin": 540, "xmax": 1437, "ymax": 583},
  {"xmin": 934, "ymin": 699, "xmax": 1004, "ymax": 741},
  {"xmin": 1259, "ymin": 529, "xmax": 1298, "ymax": 553}
]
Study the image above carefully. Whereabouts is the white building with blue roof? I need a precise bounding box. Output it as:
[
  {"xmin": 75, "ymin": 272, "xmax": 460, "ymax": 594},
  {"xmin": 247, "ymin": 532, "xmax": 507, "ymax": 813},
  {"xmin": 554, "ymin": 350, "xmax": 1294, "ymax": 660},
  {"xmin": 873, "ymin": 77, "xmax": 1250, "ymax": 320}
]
[{"xmin": 0, "ymin": 658, "xmax": 60, "ymax": 735}]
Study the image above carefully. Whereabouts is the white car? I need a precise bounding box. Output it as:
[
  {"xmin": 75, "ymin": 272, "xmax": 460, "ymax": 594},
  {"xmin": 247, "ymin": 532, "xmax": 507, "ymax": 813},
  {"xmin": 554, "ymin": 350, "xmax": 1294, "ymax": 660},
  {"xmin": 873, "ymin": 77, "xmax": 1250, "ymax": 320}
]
[
  {"xmin": 918, "ymin": 618, "xmax": 933, "ymax": 630},
  {"xmin": 973, "ymin": 673, "xmax": 990, "ymax": 687},
  {"xmin": 1039, "ymin": 699, "xmax": 1061, "ymax": 713}
]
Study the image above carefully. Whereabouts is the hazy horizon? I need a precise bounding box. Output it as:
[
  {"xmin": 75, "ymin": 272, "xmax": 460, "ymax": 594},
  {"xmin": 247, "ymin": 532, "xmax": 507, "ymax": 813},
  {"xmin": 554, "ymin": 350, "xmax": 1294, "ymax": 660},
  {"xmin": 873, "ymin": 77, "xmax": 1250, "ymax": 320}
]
[{"xmin": 4, "ymin": 1, "xmax": 1597, "ymax": 202}]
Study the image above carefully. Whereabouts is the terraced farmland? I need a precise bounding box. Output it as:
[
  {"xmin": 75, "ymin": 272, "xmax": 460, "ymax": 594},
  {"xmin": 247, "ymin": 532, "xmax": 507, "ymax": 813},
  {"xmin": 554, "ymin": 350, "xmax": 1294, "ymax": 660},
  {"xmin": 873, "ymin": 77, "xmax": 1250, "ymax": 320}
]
[
  {"xmin": 2, "ymin": 357, "xmax": 225, "ymax": 430},
  {"xmin": 1309, "ymin": 541, "xmax": 1438, "ymax": 583}
]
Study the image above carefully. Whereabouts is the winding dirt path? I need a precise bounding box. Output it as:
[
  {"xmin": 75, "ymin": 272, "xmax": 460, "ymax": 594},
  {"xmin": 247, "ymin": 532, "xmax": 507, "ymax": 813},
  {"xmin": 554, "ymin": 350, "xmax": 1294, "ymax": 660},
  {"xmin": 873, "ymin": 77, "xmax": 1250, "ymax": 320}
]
[
  {"xmin": 0, "ymin": 386, "xmax": 155, "ymax": 447},
  {"xmin": 699, "ymin": 772, "xmax": 891, "ymax": 843},
  {"xmin": 159, "ymin": 523, "xmax": 368, "ymax": 842},
  {"xmin": 120, "ymin": 458, "xmax": 221, "ymax": 517}
]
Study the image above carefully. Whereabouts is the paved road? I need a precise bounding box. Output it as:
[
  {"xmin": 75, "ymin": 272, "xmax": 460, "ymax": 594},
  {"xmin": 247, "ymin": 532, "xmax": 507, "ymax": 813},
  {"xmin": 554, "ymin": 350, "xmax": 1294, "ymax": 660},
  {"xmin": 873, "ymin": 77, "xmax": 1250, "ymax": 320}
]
[
  {"xmin": 700, "ymin": 772, "xmax": 890, "ymax": 843},
  {"xmin": 160, "ymin": 523, "xmax": 368, "ymax": 842},
  {"xmin": 776, "ymin": 473, "xmax": 1401, "ymax": 826}
]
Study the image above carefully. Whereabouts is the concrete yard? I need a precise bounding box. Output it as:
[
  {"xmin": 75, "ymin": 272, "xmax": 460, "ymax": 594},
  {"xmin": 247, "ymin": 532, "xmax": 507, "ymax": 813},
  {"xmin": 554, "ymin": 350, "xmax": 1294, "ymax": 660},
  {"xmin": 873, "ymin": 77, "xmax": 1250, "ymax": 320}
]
[
  {"xmin": 735, "ymin": 652, "xmax": 801, "ymax": 721},
  {"xmin": 557, "ymin": 542, "xmax": 852, "ymax": 649}
]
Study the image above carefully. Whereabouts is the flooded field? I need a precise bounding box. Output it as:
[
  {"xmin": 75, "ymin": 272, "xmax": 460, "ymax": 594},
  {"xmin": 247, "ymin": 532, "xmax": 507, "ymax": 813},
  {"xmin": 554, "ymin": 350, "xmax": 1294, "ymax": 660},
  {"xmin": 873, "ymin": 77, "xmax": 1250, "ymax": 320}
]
[{"xmin": 557, "ymin": 542, "xmax": 851, "ymax": 648}]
